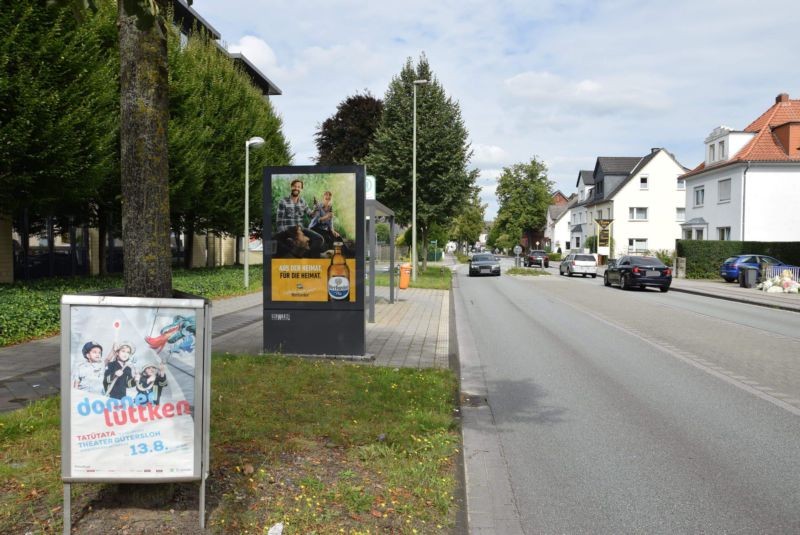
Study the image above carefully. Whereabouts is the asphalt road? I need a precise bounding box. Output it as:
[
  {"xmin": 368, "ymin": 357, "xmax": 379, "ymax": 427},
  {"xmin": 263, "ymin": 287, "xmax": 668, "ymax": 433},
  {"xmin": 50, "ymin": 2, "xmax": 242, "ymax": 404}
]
[{"xmin": 457, "ymin": 263, "xmax": 800, "ymax": 533}]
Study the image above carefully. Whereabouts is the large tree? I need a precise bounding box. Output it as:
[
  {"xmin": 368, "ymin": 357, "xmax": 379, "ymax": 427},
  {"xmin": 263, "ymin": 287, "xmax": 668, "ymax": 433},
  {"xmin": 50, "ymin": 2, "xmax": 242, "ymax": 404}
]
[
  {"xmin": 492, "ymin": 157, "xmax": 553, "ymax": 252},
  {"xmin": 0, "ymin": 0, "xmax": 117, "ymax": 228},
  {"xmin": 49, "ymin": 0, "xmax": 176, "ymax": 296},
  {"xmin": 315, "ymin": 91, "xmax": 382, "ymax": 165},
  {"xmin": 450, "ymin": 188, "xmax": 486, "ymax": 251},
  {"xmin": 364, "ymin": 55, "xmax": 475, "ymax": 270},
  {"xmin": 168, "ymin": 28, "xmax": 291, "ymax": 266}
]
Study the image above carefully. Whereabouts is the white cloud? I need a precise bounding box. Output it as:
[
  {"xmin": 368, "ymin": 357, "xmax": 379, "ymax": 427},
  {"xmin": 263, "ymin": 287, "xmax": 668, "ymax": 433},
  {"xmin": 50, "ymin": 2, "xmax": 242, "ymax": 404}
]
[
  {"xmin": 472, "ymin": 144, "xmax": 508, "ymax": 166},
  {"xmin": 192, "ymin": 0, "xmax": 798, "ymax": 206}
]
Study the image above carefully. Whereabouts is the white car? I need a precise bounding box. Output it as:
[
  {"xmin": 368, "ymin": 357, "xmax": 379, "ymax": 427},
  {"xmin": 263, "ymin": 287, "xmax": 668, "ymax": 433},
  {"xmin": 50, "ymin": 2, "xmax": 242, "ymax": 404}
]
[{"xmin": 559, "ymin": 253, "xmax": 598, "ymax": 278}]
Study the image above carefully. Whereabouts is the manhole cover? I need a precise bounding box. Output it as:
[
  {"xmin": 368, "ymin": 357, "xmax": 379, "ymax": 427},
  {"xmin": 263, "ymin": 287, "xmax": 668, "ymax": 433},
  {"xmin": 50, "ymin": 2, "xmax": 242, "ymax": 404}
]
[{"xmin": 460, "ymin": 393, "xmax": 487, "ymax": 407}]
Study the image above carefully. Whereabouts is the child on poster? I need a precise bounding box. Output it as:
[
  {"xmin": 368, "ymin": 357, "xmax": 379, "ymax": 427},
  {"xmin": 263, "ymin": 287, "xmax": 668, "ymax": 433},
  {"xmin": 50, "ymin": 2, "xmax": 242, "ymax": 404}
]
[
  {"xmin": 103, "ymin": 341, "xmax": 137, "ymax": 399},
  {"xmin": 136, "ymin": 353, "xmax": 168, "ymax": 404},
  {"xmin": 72, "ymin": 341, "xmax": 105, "ymax": 395}
]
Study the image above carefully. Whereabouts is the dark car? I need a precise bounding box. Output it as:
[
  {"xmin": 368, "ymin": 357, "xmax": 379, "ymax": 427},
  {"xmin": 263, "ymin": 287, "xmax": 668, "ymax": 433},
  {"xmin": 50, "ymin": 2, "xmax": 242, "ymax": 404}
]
[
  {"xmin": 719, "ymin": 254, "xmax": 791, "ymax": 283},
  {"xmin": 468, "ymin": 253, "xmax": 501, "ymax": 277},
  {"xmin": 604, "ymin": 255, "xmax": 672, "ymax": 292},
  {"xmin": 524, "ymin": 250, "xmax": 549, "ymax": 268}
]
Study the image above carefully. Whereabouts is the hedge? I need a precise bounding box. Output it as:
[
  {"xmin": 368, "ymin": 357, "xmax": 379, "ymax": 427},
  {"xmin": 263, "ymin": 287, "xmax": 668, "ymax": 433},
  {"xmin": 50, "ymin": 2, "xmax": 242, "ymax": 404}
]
[{"xmin": 676, "ymin": 240, "xmax": 800, "ymax": 279}]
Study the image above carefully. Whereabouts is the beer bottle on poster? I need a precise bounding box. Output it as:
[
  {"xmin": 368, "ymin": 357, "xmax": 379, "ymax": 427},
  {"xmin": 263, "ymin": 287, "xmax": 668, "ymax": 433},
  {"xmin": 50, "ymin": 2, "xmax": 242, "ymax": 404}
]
[{"xmin": 327, "ymin": 242, "xmax": 350, "ymax": 301}]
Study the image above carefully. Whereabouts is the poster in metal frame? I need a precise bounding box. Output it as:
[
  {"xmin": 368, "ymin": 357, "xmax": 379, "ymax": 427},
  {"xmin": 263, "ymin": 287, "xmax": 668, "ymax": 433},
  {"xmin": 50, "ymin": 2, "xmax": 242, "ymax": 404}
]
[
  {"xmin": 263, "ymin": 165, "xmax": 365, "ymax": 310},
  {"xmin": 60, "ymin": 294, "xmax": 210, "ymax": 483}
]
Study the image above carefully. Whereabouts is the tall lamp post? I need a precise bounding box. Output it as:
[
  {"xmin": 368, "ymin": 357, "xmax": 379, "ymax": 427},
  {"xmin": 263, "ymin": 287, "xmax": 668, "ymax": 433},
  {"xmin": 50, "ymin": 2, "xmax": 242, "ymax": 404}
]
[
  {"xmin": 244, "ymin": 136, "xmax": 265, "ymax": 288},
  {"xmin": 412, "ymin": 78, "xmax": 428, "ymax": 282}
]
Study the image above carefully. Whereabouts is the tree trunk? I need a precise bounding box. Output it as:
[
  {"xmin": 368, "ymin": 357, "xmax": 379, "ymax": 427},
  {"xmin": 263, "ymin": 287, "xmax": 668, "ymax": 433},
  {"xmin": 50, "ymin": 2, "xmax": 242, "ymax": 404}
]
[
  {"xmin": 420, "ymin": 227, "xmax": 428, "ymax": 272},
  {"xmin": 97, "ymin": 209, "xmax": 107, "ymax": 276},
  {"xmin": 184, "ymin": 220, "xmax": 195, "ymax": 269},
  {"xmin": 118, "ymin": 2, "xmax": 172, "ymax": 298},
  {"xmin": 115, "ymin": 1, "xmax": 175, "ymax": 504}
]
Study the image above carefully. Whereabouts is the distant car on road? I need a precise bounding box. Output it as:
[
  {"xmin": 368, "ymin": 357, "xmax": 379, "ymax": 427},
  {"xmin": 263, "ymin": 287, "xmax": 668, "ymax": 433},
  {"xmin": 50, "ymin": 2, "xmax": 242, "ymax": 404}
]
[
  {"xmin": 468, "ymin": 253, "xmax": 501, "ymax": 277},
  {"xmin": 524, "ymin": 250, "xmax": 549, "ymax": 268},
  {"xmin": 559, "ymin": 253, "xmax": 597, "ymax": 278},
  {"xmin": 719, "ymin": 254, "xmax": 793, "ymax": 283},
  {"xmin": 604, "ymin": 255, "xmax": 672, "ymax": 292}
]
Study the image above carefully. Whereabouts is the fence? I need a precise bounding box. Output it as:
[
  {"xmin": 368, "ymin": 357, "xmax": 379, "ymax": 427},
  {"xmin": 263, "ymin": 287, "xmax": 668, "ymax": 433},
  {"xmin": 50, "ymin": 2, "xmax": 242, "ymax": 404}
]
[{"xmin": 765, "ymin": 264, "xmax": 800, "ymax": 281}]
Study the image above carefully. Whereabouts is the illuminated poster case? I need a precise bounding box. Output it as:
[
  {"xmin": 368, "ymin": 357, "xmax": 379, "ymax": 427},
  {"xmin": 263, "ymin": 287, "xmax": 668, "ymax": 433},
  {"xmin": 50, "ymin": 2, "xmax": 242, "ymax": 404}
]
[{"xmin": 263, "ymin": 165, "xmax": 365, "ymax": 356}]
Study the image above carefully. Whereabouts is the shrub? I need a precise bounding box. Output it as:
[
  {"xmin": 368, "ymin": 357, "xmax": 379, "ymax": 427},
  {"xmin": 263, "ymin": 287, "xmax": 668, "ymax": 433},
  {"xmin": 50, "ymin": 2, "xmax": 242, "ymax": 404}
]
[{"xmin": 676, "ymin": 240, "xmax": 800, "ymax": 279}]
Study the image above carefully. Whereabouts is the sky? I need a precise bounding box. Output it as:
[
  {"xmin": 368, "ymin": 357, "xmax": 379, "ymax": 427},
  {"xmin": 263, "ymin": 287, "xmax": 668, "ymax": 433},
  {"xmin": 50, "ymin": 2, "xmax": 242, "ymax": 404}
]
[{"xmin": 191, "ymin": 0, "xmax": 799, "ymax": 220}]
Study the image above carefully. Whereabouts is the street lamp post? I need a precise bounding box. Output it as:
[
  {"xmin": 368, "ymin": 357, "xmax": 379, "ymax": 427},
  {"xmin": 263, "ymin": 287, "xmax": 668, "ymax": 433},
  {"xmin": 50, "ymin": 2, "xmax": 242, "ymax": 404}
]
[
  {"xmin": 412, "ymin": 79, "xmax": 428, "ymax": 282},
  {"xmin": 244, "ymin": 136, "xmax": 265, "ymax": 288}
]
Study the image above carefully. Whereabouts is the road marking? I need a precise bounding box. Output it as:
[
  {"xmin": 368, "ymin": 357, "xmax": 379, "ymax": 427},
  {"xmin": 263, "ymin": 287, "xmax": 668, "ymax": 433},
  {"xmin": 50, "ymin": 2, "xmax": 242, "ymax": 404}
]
[{"xmin": 540, "ymin": 292, "xmax": 800, "ymax": 417}]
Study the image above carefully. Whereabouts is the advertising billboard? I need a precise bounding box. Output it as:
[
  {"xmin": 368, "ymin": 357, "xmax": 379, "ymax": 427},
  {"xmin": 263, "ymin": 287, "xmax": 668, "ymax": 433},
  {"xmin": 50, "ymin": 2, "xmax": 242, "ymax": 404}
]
[
  {"xmin": 61, "ymin": 294, "xmax": 208, "ymax": 482},
  {"xmin": 263, "ymin": 166, "xmax": 365, "ymax": 355}
]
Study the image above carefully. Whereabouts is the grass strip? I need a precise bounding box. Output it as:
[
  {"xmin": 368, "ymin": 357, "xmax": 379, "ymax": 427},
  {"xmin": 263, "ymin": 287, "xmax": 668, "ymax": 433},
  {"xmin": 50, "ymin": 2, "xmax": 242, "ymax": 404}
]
[
  {"xmin": 506, "ymin": 267, "xmax": 551, "ymax": 276},
  {"xmin": 0, "ymin": 355, "xmax": 460, "ymax": 534},
  {"xmin": 371, "ymin": 266, "xmax": 451, "ymax": 290},
  {"xmin": 0, "ymin": 265, "xmax": 264, "ymax": 347}
]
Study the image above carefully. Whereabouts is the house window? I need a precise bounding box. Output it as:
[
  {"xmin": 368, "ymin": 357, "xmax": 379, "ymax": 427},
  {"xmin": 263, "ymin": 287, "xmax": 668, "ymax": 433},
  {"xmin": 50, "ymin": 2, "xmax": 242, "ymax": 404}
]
[
  {"xmin": 575, "ymin": 237, "xmax": 581, "ymax": 249},
  {"xmin": 709, "ymin": 144, "xmax": 715, "ymax": 162},
  {"xmin": 718, "ymin": 178, "xmax": 731, "ymax": 203},
  {"xmin": 629, "ymin": 207, "xmax": 648, "ymax": 221},
  {"xmin": 719, "ymin": 140, "xmax": 725, "ymax": 159},
  {"xmin": 640, "ymin": 176, "xmax": 648, "ymax": 190},
  {"xmin": 695, "ymin": 228, "xmax": 704, "ymax": 240},
  {"xmin": 718, "ymin": 227, "xmax": 731, "ymax": 240},
  {"xmin": 694, "ymin": 186, "xmax": 705, "ymax": 207},
  {"xmin": 676, "ymin": 207, "xmax": 685, "ymax": 221},
  {"xmin": 677, "ymin": 178, "xmax": 685, "ymax": 190},
  {"xmin": 683, "ymin": 229, "xmax": 692, "ymax": 240},
  {"xmin": 629, "ymin": 238, "xmax": 647, "ymax": 252}
]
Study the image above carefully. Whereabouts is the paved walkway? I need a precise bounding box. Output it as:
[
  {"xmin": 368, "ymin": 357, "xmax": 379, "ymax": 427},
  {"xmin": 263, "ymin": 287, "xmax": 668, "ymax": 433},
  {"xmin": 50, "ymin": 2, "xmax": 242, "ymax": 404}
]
[{"xmin": 0, "ymin": 285, "xmax": 450, "ymax": 413}]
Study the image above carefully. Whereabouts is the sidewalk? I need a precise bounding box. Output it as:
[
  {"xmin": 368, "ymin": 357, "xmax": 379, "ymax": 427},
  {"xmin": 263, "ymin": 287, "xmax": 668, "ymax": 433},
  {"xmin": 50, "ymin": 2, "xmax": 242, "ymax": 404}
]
[
  {"xmin": 669, "ymin": 277, "xmax": 800, "ymax": 312},
  {"xmin": 0, "ymin": 285, "xmax": 450, "ymax": 413}
]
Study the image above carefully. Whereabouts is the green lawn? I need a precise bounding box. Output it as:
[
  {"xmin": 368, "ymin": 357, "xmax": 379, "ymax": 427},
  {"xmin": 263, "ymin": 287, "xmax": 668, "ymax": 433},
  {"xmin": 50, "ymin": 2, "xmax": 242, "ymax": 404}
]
[
  {"xmin": 0, "ymin": 356, "xmax": 460, "ymax": 534},
  {"xmin": 0, "ymin": 265, "xmax": 263, "ymax": 347},
  {"xmin": 372, "ymin": 265, "xmax": 452, "ymax": 290}
]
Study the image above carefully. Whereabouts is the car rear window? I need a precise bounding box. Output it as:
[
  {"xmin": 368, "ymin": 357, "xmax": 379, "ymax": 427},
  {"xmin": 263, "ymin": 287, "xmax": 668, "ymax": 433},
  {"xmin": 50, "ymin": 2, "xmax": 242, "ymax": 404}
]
[
  {"xmin": 630, "ymin": 256, "xmax": 665, "ymax": 267},
  {"xmin": 575, "ymin": 255, "xmax": 595, "ymax": 262},
  {"xmin": 723, "ymin": 257, "xmax": 738, "ymax": 264}
]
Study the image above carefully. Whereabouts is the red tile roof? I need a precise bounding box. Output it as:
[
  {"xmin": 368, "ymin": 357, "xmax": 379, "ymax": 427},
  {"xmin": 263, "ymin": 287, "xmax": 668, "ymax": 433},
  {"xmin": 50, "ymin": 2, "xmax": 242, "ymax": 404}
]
[{"xmin": 682, "ymin": 94, "xmax": 800, "ymax": 179}]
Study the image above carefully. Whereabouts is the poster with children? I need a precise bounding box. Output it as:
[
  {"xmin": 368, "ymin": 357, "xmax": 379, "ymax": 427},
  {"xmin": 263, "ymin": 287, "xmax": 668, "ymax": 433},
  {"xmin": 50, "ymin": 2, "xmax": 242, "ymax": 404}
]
[{"xmin": 66, "ymin": 303, "xmax": 198, "ymax": 479}]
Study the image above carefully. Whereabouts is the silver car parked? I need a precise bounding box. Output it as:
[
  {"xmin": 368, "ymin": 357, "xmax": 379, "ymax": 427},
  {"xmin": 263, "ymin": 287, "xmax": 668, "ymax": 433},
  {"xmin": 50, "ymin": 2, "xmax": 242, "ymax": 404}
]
[{"xmin": 559, "ymin": 253, "xmax": 598, "ymax": 278}]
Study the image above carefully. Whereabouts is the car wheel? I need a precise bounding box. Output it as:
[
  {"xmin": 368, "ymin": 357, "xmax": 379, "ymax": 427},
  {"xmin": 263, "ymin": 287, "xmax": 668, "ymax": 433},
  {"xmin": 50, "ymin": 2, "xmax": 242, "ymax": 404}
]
[
  {"xmin": 582, "ymin": 273, "xmax": 587, "ymax": 278},
  {"xmin": 723, "ymin": 277, "xmax": 736, "ymax": 283},
  {"xmin": 604, "ymin": 273, "xmax": 611, "ymax": 287},
  {"xmin": 660, "ymin": 286, "xmax": 670, "ymax": 293},
  {"xmin": 567, "ymin": 269, "xmax": 573, "ymax": 277},
  {"xmin": 620, "ymin": 274, "xmax": 629, "ymax": 290},
  {"xmin": 591, "ymin": 274, "xmax": 597, "ymax": 278}
]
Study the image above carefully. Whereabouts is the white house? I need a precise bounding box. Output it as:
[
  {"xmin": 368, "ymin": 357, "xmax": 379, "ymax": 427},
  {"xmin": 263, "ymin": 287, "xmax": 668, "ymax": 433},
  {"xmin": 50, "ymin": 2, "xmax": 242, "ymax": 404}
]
[
  {"xmin": 545, "ymin": 194, "xmax": 576, "ymax": 253},
  {"xmin": 583, "ymin": 149, "xmax": 688, "ymax": 257},
  {"xmin": 681, "ymin": 93, "xmax": 800, "ymax": 242},
  {"xmin": 569, "ymin": 170, "xmax": 595, "ymax": 250}
]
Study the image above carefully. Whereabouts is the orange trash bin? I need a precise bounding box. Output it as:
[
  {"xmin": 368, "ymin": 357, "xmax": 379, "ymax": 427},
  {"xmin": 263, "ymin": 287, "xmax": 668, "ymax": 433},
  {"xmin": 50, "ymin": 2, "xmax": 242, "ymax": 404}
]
[{"xmin": 399, "ymin": 263, "xmax": 411, "ymax": 289}]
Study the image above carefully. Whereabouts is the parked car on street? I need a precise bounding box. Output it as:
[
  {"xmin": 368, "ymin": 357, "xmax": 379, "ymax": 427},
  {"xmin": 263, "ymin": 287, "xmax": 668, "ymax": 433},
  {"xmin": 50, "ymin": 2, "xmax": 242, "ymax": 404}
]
[
  {"xmin": 468, "ymin": 253, "xmax": 501, "ymax": 277},
  {"xmin": 604, "ymin": 255, "xmax": 672, "ymax": 292},
  {"xmin": 719, "ymin": 254, "xmax": 793, "ymax": 283},
  {"xmin": 559, "ymin": 253, "xmax": 597, "ymax": 278},
  {"xmin": 524, "ymin": 250, "xmax": 549, "ymax": 268}
]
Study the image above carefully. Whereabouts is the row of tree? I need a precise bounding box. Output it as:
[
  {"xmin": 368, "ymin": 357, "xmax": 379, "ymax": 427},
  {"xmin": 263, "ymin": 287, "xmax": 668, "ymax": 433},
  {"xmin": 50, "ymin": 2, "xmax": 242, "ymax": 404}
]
[
  {"xmin": 1, "ymin": 0, "xmax": 291, "ymax": 274},
  {"xmin": 313, "ymin": 56, "xmax": 484, "ymax": 266},
  {"xmin": 312, "ymin": 57, "xmax": 558, "ymax": 257},
  {"xmin": 487, "ymin": 158, "xmax": 554, "ymax": 252}
]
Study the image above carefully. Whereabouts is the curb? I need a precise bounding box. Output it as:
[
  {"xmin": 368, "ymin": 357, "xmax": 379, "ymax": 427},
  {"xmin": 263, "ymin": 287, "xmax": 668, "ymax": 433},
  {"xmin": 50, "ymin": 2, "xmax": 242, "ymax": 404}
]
[{"xmin": 669, "ymin": 286, "xmax": 800, "ymax": 314}]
